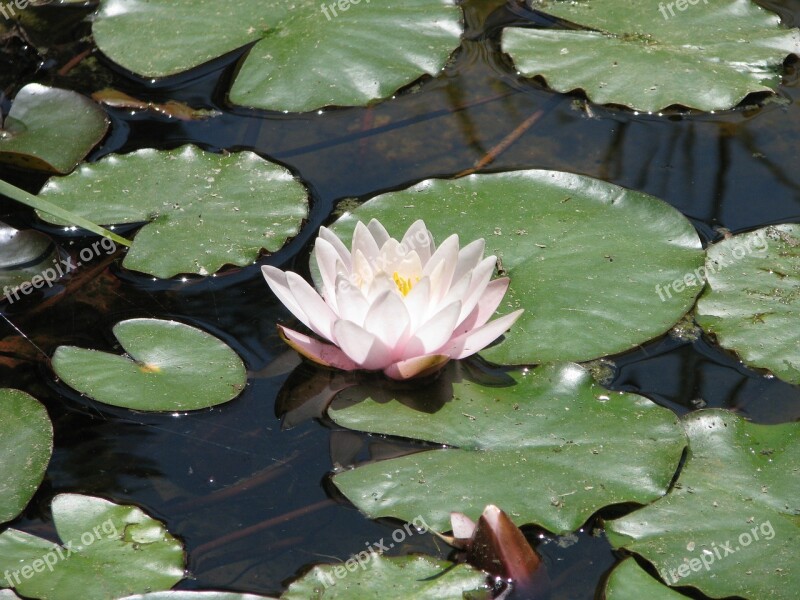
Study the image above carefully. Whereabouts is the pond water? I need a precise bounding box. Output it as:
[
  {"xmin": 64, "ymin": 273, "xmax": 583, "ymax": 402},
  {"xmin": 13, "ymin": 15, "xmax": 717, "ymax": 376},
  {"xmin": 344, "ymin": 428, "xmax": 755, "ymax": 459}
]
[{"xmin": 1, "ymin": 1, "xmax": 798, "ymax": 598}]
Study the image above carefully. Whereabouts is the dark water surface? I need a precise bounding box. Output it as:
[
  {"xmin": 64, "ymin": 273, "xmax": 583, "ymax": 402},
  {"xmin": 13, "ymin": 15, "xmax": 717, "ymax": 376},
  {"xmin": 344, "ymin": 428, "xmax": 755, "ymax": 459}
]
[{"xmin": 1, "ymin": 1, "xmax": 799, "ymax": 598}]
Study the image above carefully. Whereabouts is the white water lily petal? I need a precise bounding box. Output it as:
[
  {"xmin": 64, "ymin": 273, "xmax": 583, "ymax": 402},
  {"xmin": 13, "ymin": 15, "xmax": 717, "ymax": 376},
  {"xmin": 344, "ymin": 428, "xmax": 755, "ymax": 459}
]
[
  {"xmin": 286, "ymin": 272, "xmax": 337, "ymax": 341},
  {"xmin": 452, "ymin": 238, "xmax": 486, "ymax": 284},
  {"xmin": 367, "ymin": 218, "xmax": 391, "ymax": 248},
  {"xmin": 402, "ymin": 301, "xmax": 462, "ymax": 359},
  {"xmin": 425, "ymin": 234, "xmax": 459, "ymax": 303},
  {"xmin": 319, "ymin": 226, "xmax": 351, "ymax": 268},
  {"xmin": 352, "ymin": 220, "xmax": 381, "ymax": 264},
  {"xmin": 401, "ymin": 219, "xmax": 434, "ymax": 264},
  {"xmin": 457, "ymin": 255, "xmax": 499, "ymax": 324},
  {"xmin": 364, "ymin": 290, "xmax": 411, "ymax": 352},
  {"xmin": 315, "ymin": 236, "xmax": 343, "ymax": 306},
  {"xmin": 334, "ymin": 320, "xmax": 393, "ymax": 370},
  {"xmin": 262, "ymin": 266, "xmax": 313, "ymax": 331},
  {"xmin": 335, "ymin": 274, "xmax": 371, "ymax": 327},
  {"xmin": 352, "ymin": 248, "xmax": 374, "ymax": 290},
  {"xmin": 404, "ymin": 276, "xmax": 431, "ymax": 332},
  {"xmin": 454, "ymin": 277, "xmax": 511, "ymax": 337},
  {"xmin": 278, "ymin": 325, "xmax": 359, "ymax": 371},
  {"xmin": 445, "ymin": 309, "xmax": 523, "ymax": 360}
]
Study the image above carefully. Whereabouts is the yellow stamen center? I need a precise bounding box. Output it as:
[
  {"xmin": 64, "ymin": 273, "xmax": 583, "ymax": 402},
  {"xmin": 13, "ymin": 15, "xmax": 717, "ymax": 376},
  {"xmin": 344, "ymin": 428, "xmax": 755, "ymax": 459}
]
[{"xmin": 393, "ymin": 272, "xmax": 417, "ymax": 296}]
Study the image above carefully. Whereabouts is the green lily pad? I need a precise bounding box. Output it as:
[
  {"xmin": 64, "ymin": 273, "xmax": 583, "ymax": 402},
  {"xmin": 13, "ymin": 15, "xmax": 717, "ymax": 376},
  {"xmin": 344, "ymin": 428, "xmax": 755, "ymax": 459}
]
[
  {"xmin": 92, "ymin": 0, "xmax": 463, "ymax": 113},
  {"xmin": 502, "ymin": 0, "xmax": 800, "ymax": 112},
  {"xmin": 0, "ymin": 223, "xmax": 58, "ymax": 301},
  {"xmin": 331, "ymin": 363, "xmax": 686, "ymax": 534},
  {"xmin": 695, "ymin": 225, "xmax": 800, "ymax": 385},
  {"xmin": 36, "ymin": 145, "xmax": 308, "ymax": 278},
  {"xmin": 605, "ymin": 559, "xmax": 690, "ymax": 600},
  {"xmin": 0, "ymin": 389, "xmax": 53, "ymax": 524},
  {"xmin": 0, "ymin": 494, "xmax": 184, "ymax": 600},
  {"xmin": 0, "ymin": 84, "xmax": 108, "ymax": 173},
  {"xmin": 281, "ymin": 554, "xmax": 486, "ymax": 599},
  {"xmin": 52, "ymin": 318, "xmax": 246, "ymax": 411},
  {"xmin": 119, "ymin": 594, "xmax": 276, "ymax": 600},
  {"xmin": 324, "ymin": 170, "xmax": 704, "ymax": 365},
  {"xmin": 607, "ymin": 410, "xmax": 799, "ymax": 600}
]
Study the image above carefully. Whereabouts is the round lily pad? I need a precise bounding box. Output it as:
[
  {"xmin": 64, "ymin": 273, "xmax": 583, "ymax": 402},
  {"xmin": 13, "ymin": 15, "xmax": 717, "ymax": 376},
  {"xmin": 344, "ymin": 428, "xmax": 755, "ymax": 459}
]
[
  {"xmin": 0, "ymin": 222, "xmax": 58, "ymax": 301},
  {"xmin": 325, "ymin": 170, "xmax": 704, "ymax": 365},
  {"xmin": 52, "ymin": 318, "xmax": 247, "ymax": 411},
  {"xmin": 331, "ymin": 363, "xmax": 686, "ymax": 534},
  {"xmin": 0, "ymin": 84, "xmax": 108, "ymax": 173},
  {"xmin": 281, "ymin": 554, "xmax": 487, "ymax": 599},
  {"xmin": 502, "ymin": 0, "xmax": 800, "ymax": 112},
  {"xmin": 695, "ymin": 225, "xmax": 800, "ymax": 385},
  {"xmin": 0, "ymin": 494, "xmax": 184, "ymax": 600},
  {"xmin": 92, "ymin": 0, "xmax": 463, "ymax": 113},
  {"xmin": 36, "ymin": 145, "xmax": 308, "ymax": 278},
  {"xmin": 605, "ymin": 559, "xmax": 690, "ymax": 600},
  {"xmin": 606, "ymin": 410, "xmax": 799, "ymax": 600},
  {"xmin": 0, "ymin": 389, "xmax": 53, "ymax": 524}
]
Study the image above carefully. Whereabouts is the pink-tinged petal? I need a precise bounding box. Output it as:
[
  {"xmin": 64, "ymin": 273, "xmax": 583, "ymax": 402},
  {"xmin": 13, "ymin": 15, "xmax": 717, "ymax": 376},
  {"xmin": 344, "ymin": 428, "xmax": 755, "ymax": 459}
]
[
  {"xmin": 367, "ymin": 219, "xmax": 391, "ymax": 248},
  {"xmin": 278, "ymin": 325, "xmax": 359, "ymax": 371},
  {"xmin": 438, "ymin": 271, "xmax": 471, "ymax": 313},
  {"xmin": 318, "ymin": 226, "xmax": 351, "ymax": 267},
  {"xmin": 403, "ymin": 276, "xmax": 431, "ymax": 331},
  {"xmin": 314, "ymin": 237, "xmax": 345, "ymax": 308},
  {"xmin": 401, "ymin": 220, "xmax": 434, "ymax": 264},
  {"xmin": 424, "ymin": 234, "xmax": 459, "ymax": 303},
  {"xmin": 262, "ymin": 266, "xmax": 313, "ymax": 330},
  {"xmin": 285, "ymin": 272, "xmax": 337, "ymax": 341},
  {"xmin": 352, "ymin": 220, "xmax": 380, "ymax": 263},
  {"xmin": 334, "ymin": 274, "xmax": 370, "ymax": 326},
  {"xmin": 352, "ymin": 248, "xmax": 375, "ymax": 289},
  {"xmin": 452, "ymin": 238, "xmax": 485, "ymax": 284},
  {"xmin": 383, "ymin": 354, "xmax": 449, "ymax": 380},
  {"xmin": 454, "ymin": 277, "xmax": 511, "ymax": 336},
  {"xmin": 334, "ymin": 320, "xmax": 393, "ymax": 370},
  {"xmin": 443, "ymin": 309, "xmax": 523, "ymax": 359},
  {"xmin": 364, "ymin": 290, "xmax": 411, "ymax": 352},
  {"xmin": 451, "ymin": 512, "xmax": 477, "ymax": 540},
  {"xmin": 456, "ymin": 256, "xmax": 498, "ymax": 324},
  {"xmin": 401, "ymin": 301, "xmax": 461, "ymax": 359}
]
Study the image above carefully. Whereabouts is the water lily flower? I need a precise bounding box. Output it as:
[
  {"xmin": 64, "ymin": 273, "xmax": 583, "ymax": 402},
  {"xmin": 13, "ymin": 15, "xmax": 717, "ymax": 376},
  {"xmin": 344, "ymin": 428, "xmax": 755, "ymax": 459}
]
[{"xmin": 262, "ymin": 219, "xmax": 523, "ymax": 380}]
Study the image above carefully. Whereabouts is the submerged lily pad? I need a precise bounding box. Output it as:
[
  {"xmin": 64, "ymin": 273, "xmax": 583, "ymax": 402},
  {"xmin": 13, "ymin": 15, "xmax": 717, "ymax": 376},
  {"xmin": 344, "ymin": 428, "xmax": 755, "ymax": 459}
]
[
  {"xmin": 37, "ymin": 145, "xmax": 308, "ymax": 278},
  {"xmin": 92, "ymin": 0, "xmax": 463, "ymax": 113},
  {"xmin": 52, "ymin": 318, "xmax": 246, "ymax": 411},
  {"xmin": 0, "ymin": 84, "xmax": 108, "ymax": 173},
  {"xmin": 605, "ymin": 559, "xmax": 689, "ymax": 600},
  {"xmin": 0, "ymin": 389, "xmax": 53, "ymax": 524},
  {"xmin": 695, "ymin": 225, "xmax": 800, "ymax": 385},
  {"xmin": 331, "ymin": 363, "xmax": 685, "ymax": 533},
  {"xmin": 607, "ymin": 410, "xmax": 799, "ymax": 600},
  {"xmin": 0, "ymin": 223, "xmax": 58, "ymax": 300},
  {"xmin": 281, "ymin": 554, "xmax": 486, "ymax": 599},
  {"xmin": 502, "ymin": 0, "xmax": 800, "ymax": 112},
  {"xmin": 325, "ymin": 170, "xmax": 704, "ymax": 365},
  {"xmin": 0, "ymin": 494, "xmax": 184, "ymax": 600}
]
